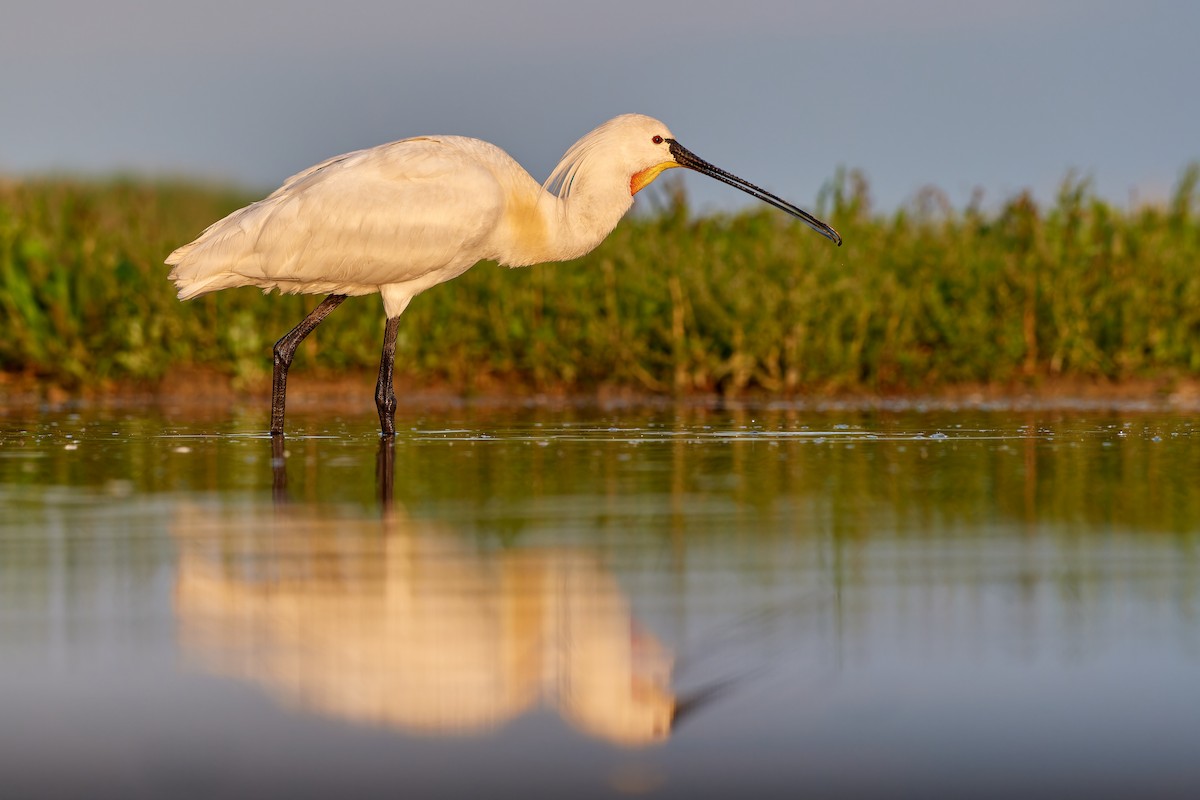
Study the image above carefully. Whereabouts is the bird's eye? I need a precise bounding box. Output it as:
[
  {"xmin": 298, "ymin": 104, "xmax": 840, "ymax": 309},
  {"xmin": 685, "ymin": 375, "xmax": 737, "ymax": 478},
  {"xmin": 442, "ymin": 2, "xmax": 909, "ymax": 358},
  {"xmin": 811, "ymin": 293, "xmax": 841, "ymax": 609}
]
[{"xmin": 652, "ymin": 135, "xmax": 664, "ymax": 145}]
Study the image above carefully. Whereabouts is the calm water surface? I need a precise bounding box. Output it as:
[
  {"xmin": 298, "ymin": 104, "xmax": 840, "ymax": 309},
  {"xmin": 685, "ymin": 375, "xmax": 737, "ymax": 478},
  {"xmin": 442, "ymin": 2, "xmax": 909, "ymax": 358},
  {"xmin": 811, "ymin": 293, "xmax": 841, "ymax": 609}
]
[{"xmin": 1, "ymin": 402, "xmax": 1198, "ymax": 798}]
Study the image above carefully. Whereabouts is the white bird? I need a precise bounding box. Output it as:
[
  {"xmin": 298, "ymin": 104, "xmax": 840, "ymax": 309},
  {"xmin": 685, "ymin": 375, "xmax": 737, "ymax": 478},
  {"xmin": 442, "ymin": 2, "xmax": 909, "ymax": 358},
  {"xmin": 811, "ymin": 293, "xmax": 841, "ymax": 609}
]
[{"xmin": 167, "ymin": 114, "xmax": 841, "ymax": 437}]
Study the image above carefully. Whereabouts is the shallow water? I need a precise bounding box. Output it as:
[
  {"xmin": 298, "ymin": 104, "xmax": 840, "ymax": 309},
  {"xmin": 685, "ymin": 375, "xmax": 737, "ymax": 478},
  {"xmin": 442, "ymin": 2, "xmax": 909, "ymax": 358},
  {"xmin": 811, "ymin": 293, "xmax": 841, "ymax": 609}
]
[{"xmin": 2, "ymin": 403, "xmax": 1199, "ymax": 798}]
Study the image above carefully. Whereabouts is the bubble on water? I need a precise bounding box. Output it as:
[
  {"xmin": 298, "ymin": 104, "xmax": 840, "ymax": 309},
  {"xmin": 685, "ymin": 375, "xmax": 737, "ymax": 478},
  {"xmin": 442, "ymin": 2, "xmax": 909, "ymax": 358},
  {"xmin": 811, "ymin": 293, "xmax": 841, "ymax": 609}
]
[
  {"xmin": 63, "ymin": 443, "xmax": 78, "ymax": 451},
  {"xmin": 930, "ymin": 432, "xmax": 948, "ymax": 440},
  {"xmin": 173, "ymin": 446, "xmax": 193, "ymax": 454}
]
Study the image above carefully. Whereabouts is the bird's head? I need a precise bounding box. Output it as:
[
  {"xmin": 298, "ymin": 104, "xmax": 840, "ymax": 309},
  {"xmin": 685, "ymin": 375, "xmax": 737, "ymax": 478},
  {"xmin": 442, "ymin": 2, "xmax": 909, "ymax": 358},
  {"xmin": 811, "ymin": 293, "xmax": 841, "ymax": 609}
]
[{"xmin": 612, "ymin": 113, "xmax": 843, "ymax": 246}]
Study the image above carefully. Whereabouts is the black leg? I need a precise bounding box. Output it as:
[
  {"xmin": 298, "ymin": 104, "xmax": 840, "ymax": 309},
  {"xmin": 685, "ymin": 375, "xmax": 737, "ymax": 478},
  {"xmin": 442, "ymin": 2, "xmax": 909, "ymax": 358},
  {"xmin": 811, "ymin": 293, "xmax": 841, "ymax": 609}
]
[
  {"xmin": 374, "ymin": 316, "xmax": 401, "ymax": 438},
  {"xmin": 270, "ymin": 294, "xmax": 347, "ymax": 435}
]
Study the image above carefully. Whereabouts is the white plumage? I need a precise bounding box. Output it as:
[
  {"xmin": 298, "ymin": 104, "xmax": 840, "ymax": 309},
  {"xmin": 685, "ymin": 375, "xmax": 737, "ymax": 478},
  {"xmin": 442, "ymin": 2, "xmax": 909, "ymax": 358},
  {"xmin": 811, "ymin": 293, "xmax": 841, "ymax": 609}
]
[{"xmin": 167, "ymin": 114, "xmax": 840, "ymax": 436}]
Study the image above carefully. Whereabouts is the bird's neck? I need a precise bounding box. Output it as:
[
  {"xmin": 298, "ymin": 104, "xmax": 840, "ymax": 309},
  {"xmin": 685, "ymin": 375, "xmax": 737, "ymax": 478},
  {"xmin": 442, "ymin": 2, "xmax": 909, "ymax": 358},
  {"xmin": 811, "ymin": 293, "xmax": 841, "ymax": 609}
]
[{"xmin": 495, "ymin": 171, "xmax": 635, "ymax": 268}]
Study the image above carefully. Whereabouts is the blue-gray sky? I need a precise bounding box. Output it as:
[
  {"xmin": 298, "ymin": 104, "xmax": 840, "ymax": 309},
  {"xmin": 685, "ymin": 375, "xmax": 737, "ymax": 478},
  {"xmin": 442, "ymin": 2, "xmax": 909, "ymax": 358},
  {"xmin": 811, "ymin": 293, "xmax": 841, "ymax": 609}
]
[{"xmin": 3, "ymin": 1, "xmax": 1197, "ymax": 212}]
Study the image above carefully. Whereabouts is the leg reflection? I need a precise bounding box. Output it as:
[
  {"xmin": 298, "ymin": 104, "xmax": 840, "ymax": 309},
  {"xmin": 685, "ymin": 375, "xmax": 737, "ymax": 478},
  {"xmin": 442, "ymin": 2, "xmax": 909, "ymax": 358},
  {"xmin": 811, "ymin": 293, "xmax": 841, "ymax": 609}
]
[
  {"xmin": 376, "ymin": 436, "xmax": 395, "ymax": 510},
  {"xmin": 269, "ymin": 435, "xmax": 395, "ymax": 512},
  {"xmin": 271, "ymin": 435, "xmax": 288, "ymax": 505}
]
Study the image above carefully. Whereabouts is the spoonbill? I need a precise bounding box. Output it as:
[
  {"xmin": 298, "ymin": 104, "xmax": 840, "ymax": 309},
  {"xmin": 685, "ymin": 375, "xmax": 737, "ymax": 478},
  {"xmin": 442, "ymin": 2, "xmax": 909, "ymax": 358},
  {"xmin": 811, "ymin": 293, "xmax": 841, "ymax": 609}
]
[{"xmin": 167, "ymin": 114, "xmax": 841, "ymax": 437}]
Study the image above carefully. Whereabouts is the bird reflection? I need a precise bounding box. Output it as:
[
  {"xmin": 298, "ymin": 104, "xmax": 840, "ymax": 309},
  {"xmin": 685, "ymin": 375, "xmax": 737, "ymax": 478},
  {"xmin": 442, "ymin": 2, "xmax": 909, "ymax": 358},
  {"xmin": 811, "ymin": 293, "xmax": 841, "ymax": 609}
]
[{"xmin": 173, "ymin": 440, "xmax": 676, "ymax": 746}]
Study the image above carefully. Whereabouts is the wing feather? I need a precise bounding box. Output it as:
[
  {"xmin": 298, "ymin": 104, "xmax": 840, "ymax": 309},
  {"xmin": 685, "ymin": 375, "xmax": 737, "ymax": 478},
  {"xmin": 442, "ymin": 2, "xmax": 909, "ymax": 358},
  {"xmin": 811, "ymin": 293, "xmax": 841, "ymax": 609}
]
[{"xmin": 168, "ymin": 138, "xmax": 506, "ymax": 299}]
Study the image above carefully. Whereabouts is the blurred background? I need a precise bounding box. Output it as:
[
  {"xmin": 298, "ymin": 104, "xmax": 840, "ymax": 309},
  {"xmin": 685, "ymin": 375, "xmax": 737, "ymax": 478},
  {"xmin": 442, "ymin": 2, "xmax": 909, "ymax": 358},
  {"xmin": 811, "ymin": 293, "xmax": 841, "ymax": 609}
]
[{"xmin": 4, "ymin": 0, "xmax": 1198, "ymax": 211}]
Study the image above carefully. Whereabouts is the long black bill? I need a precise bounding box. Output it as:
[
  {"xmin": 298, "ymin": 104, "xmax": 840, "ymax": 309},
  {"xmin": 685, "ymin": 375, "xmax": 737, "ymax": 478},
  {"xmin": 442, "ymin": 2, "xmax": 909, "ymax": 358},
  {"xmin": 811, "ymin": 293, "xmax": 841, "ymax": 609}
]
[{"xmin": 667, "ymin": 139, "xmax": 842, "ymax": 246}]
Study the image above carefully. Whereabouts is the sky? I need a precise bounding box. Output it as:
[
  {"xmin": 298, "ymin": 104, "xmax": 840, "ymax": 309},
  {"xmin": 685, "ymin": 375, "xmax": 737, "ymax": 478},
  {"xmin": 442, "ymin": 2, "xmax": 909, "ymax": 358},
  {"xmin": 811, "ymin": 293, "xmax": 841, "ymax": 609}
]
[{"xmin": 2, "ymin": 0, "xmax": 1198, "ymax": 213}]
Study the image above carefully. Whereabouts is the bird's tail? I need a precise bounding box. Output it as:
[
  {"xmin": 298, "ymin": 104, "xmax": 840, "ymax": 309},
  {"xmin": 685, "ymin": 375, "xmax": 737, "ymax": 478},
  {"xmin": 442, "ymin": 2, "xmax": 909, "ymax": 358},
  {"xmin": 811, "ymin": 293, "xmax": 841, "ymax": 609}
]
[{"xmin": 165, "ymin": 210, "xmax": 253, "ymax": 300}]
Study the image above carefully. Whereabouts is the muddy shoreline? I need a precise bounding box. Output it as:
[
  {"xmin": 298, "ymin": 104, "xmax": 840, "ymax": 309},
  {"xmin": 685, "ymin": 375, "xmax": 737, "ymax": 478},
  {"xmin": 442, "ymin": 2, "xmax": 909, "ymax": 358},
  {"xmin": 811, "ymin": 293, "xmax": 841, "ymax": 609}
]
[{"xmin": 4, "ymin": 368, "xmax": 1199, "ymax": 415}]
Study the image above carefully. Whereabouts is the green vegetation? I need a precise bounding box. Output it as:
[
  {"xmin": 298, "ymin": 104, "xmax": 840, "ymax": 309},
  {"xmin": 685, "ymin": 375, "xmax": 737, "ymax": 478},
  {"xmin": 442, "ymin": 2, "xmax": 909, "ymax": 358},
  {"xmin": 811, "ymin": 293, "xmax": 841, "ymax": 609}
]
[{"xmin": 1, "ymin": 167, "xmax": 1198, "ymax": 395}]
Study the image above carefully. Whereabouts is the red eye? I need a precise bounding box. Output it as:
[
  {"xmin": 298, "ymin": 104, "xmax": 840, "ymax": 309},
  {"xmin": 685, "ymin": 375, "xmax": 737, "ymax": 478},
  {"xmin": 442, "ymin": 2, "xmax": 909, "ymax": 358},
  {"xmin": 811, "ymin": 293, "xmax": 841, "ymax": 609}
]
[{"xmin": 652, "ymin": 135, "xmax": 664, "ymax": 144}]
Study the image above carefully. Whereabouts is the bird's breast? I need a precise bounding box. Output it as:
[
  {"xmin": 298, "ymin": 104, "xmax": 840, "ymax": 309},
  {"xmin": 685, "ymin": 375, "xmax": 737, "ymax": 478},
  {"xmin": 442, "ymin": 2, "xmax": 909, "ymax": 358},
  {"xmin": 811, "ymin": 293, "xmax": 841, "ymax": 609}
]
[{"xmin": 498, "ymin": 193, "xmax": 554, "ymax": 266}]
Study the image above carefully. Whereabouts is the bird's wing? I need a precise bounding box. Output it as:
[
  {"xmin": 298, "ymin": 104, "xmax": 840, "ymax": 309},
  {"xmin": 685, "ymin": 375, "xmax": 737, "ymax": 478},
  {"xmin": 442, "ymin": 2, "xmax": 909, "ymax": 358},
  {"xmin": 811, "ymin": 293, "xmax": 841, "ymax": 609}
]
[{"xmin": 169, "ymin": 138, "xmax": 506, "ymax": 294}]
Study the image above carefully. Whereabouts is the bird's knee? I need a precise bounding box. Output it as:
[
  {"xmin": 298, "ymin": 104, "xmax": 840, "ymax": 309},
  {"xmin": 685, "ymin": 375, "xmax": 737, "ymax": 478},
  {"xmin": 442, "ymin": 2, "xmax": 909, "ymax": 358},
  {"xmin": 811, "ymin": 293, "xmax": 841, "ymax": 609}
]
[
  {"xmin": 374, "ymin": 383, "xmax": 396, "ymax": 413},
  {"xmin": 376, "ymin": 391, "xmax": 397, "ymax": 416},
  {"xmin": 273, "ymin": 340, "xmax": 294, "ymax": 369}
]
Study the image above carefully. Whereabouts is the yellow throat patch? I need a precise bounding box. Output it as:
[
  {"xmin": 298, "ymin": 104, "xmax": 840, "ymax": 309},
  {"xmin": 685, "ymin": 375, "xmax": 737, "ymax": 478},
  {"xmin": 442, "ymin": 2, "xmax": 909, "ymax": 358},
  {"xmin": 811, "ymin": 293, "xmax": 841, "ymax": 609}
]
[{"xmin": 630, "ymin": 161, "xmax": 680, "ymax": 195}]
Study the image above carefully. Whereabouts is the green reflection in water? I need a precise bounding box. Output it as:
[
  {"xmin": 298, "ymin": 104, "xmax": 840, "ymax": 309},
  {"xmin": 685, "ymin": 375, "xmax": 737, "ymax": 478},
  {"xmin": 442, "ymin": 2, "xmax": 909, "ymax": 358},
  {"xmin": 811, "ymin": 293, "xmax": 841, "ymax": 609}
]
[{"xmin": 3, "ymin": 406, "xmax": 1199, "ymax": 558}]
